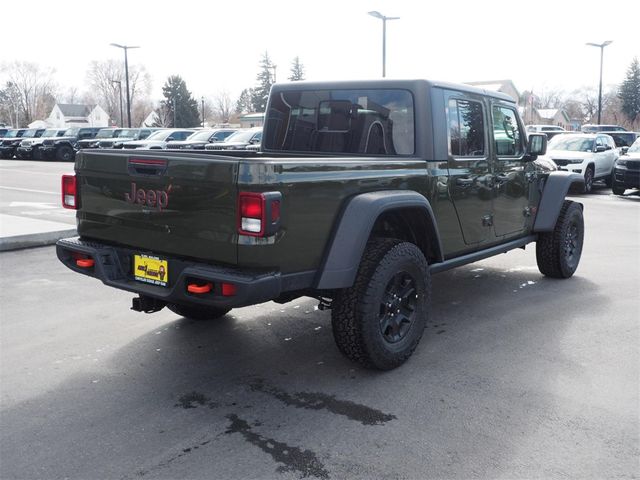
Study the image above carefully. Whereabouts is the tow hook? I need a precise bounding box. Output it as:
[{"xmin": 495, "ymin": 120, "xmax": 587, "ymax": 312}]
[
  {"xmin": 317, "ymin": 297, "xmax": 333, "ymax": 311},
  {"xmin": 131, "ymin": 295, "xmax": 166, "ymax": 313}
]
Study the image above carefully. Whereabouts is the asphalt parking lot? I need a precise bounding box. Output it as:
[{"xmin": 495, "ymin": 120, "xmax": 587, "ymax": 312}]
[{"xmin": 0, "ymin": 161, "xmax": 638, "ymax": 479}]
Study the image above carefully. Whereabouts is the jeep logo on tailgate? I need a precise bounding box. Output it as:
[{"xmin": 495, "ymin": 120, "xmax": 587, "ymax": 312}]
[{"xmin": 125, "ymin": 182, "xmax": 169, "ymax": 211}]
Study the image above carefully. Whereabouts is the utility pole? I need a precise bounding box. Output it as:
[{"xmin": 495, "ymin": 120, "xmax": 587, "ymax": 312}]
[
  {"xmin": 111, "ymin": 80, "xmax": 124, "ymax": 127},
  {"xmin": 201, "ymin": 96, "xmax": 205, "ymax": 128}
]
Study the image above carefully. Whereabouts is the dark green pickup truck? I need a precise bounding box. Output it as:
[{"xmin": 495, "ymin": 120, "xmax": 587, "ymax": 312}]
[{"xmin": 57, "ymin": 79, "xmax": 585, "ymax": 370}]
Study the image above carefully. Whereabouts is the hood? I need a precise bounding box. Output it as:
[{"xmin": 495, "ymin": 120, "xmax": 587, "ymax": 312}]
[{"xmin": 543, "ymin": 150, "xmax": 592, "ymax": 160}]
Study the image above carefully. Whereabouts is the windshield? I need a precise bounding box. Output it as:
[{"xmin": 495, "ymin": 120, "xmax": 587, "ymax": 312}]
[
  {"xmin": 96, "ymin": 129, "xmax": 118, "ymax": 138},
  {"xmin": 224, "ymin": 130, "xmax": 257, "ymax": 143},
  {"xmin": 23, "ymin": 129, "xmax": 39, "ymax": 137},
  {"xmin": 607, "ymin": 133, "xmax": 636, "ymax": 148},
  {"xmin": 145, "ymin": 130, "xmax": 171, "ymax": 141},
  {"xmin": 548, "ymin": 136, "xmax": 595, "ymax": 152},
  {"xmin": 628, "ymin": 139, "xmax": 640, "ymax": 153},
  {"xmin": 41, "ymin": 129, "xmax": 59, "ymax": 137},
  {"xmin": 64, "ymin": 128, "xmax": 79, "ymax": 136},
  {"xmin": 117, "ymin": 129, "xmax": 137, "ymax": 137},
  {"xmin": 186, "ymin": 130, "xmax": 216, "ymax": 141},
  {"xmin": 4, "ymin": 130, "xmax": 19, "ymax": 138}
]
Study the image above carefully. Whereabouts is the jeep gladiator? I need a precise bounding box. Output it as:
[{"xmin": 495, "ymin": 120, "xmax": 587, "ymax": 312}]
[{"xmin": 57, "ymin": 79, "xmax": 585, "ymax": 370}]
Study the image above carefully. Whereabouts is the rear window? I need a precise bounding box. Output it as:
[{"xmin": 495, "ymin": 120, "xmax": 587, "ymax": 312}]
[{"xmin": 264, "ymin": 89, "xmax": 414, "ymax": 155}]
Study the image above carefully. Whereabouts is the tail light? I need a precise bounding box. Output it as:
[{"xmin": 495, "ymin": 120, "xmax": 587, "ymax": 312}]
[
  {"xmin": 62, "ymin": 174, "xmax": 77, "ymax": 209},
  {"xmin": 238, "ymin": 191, "xmax": 282, "ymax": 237}
]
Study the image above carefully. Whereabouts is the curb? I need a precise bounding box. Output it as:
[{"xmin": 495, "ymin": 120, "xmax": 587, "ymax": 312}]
[{"xmin": 0, "ymin": 229, "xmax": 77, "ymax": 252}]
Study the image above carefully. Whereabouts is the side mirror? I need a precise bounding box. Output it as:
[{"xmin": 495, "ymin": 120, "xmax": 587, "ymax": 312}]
[
  {"xmin": 166, "ymin": 136, "xmax": 175, "ymax": 142},
  {"xmin": 621, "ymin": 146, "xmax": 629, "ymax": 155},
  {"xmin": 595, "ymin": 145, "xmax": 606, "ymax": 153},
  {"xmin": 526, "ymin": 133, "xmax": 547, "ymax": 160}
]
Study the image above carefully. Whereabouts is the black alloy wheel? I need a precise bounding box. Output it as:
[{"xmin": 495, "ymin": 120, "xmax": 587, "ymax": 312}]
[{"xmin": 379, "ymin": 272, "xmax": 418, "ymax": 344}]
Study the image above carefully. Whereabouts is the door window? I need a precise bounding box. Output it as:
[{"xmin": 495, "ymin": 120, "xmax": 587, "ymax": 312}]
[
  {"xmin": 447, "ymin": 98, "xmax": 485, "ymax": 157},
  {"xmin": 491, "ymin": 106, "xmax": 524, "ymax": 156}
]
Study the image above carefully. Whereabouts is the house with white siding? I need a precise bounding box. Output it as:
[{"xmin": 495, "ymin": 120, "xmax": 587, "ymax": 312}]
[{"xmin": 45, "ymin": 104, "xmax": 109, "ymax": 128}]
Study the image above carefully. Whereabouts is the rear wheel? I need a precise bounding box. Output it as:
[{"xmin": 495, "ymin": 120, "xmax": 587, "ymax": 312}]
[
  {"xmin": 536, "ymin": 200, "xmax": 584, "ymax": 278},
  {"xmin": 331, "ymin": 238, "xmax": 430, "ymax": 370},
  {"xmin": 167, "ymin": 303, "xmax": 231, "ymax": 320}
]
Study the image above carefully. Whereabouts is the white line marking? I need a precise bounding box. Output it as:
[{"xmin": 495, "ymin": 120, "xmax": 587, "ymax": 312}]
[{"xmin": 0, "ymin": 186, "xmax": 58, "ymax": 195}]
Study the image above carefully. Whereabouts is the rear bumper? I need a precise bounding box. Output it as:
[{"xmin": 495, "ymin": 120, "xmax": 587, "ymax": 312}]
[{"xmin": 56, "ymin": 237, "xmax": 283, "ymax": 309}]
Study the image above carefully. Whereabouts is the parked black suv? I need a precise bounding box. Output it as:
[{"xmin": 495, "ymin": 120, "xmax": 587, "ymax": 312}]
[
  {"xmin": 0, "ymin": 128, "xmax": 45, "ymax": 159},
  {"xmin": 40, "ymin": 127, "xmax": 101, "ymax": 161},
  {"xmin": 16, "ymin": 128, "xmax": 68, "ymax": 160}
]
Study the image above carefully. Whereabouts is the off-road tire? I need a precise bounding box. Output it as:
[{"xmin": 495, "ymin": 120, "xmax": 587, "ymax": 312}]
[
  {"xmin": 612, "ymin": 183, "xmax": 626, "ymax": 195},
  {"xmin": 167, "ymin": 303, "xmax": 231, "ymax": 320},
  {"xmin": 583, "ymin": 166, "xmax": 594, "ymax": 194},
  {"xmin": 56, "ymin": 145, "xmax": 74, "ymax": 162},
  {"xmin": 331, "ymin": 238, "xmax": 430, "ymax": 370},
  {"xmin": 536, "ymin": 200, "xmax": 584, "ymax": 278}
]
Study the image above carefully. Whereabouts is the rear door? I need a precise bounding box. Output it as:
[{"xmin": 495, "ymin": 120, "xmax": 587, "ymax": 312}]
[{"xmin": 445, "ymin": 91, "xmax": 493, "ymax": 245}]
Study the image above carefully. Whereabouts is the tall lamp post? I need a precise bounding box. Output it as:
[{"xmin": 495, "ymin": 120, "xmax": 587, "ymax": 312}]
[
  {"xmin": 201, "ymin": 96, "xmax": 205, "ymax": 128},
  {"xmin": 109, "ymin": 43, "xmax": 140, "ymax": 128},
  {"xmin": 586, "ymin": 41, "xmax": 612, "ymax": 125},
  {"xmin": 111, "ymin": 80, "xmax": 124, "ymax": 128},
  {"xmin": 368, "ymin": 11, "xmax": 400, "ymax": 78}
]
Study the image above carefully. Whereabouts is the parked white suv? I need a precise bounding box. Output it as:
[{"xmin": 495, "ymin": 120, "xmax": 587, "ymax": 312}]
[{"xmin": 543, "ymin": 133, "xmax": 618, "ymax": 193}]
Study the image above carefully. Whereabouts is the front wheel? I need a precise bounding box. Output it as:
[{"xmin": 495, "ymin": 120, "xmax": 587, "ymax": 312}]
[
  {"xmin": 56, "ymin": 145, "xmax": 74, "ymax": 162},
  {"xmin": 612, "ymin": 183, "xmax": 626, "ymax": 195},
  {"xmin": 536, "ymin": 200, "xmax": 584, "ymax": 278},
  {"xmin": 583, "ymin": 166, "xmax": 594, "ymax": 194},
  {"xmin": 167, "ymin": 303, "xmax": 231, "ymax": 321},
  {"xmin": 331, "ymin": 238, "xmax": 430, "ymax": 370}
]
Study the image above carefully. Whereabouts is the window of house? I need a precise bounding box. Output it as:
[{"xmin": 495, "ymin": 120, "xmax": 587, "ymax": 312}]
[
  {"xmin": 448, "ymin": 98, "xmax": 485, "ymax": 157},
  {"xmin": 492, "ymin": 105, "xmax": 524, "ymax": 156}
]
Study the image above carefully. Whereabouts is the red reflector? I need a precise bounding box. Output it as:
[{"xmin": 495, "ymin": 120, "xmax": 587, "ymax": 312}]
[
  {"xmin": 61, "ymin": 174, "xmax": 77, "ymax": 209},
  {"xmin": 240, "ymin": 194, "xmax": 263, "ymax": 218},
  {"xmin": 187, "ymin": 283, "xmax": 212, "ymax": 294},
  {"xmin": 76, "ymin": 258, "xmax": 94, "ymax": 268},
  {"xmin": 271, "ymin": 200, "xmax": 281, "ymax": 222},
  {"xmin": 222, "ymin": 283, "xmax": 237, "ymax": 297}
]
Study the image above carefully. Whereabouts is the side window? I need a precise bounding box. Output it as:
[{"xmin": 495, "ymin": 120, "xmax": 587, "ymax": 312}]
[
  {"xmin": 448, "ymin": 98, "xmax": 485, "ymax": 157},
  {"xmin": 491, "ymin": 105, "xmax": 524, "ymax": 156},
  {"xmin": 595, "ymin": 137, "xmax": 604, "ymax": 148}
]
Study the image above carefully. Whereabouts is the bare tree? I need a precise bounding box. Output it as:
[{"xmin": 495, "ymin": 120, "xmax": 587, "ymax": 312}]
[
  {"xmin": 534, "ymin": 89, "xmax": 564, "ymax": 109},
  {"xmin": 0, "ymin": 61, "xmax": 57, "ymax": 124},
  {"xmin": 213, "ymin": 90, "xmax": 233, "ymax": 124},
  {"xmin": 86, "ymin": 60, "xmax": 152, "ymax": 125}
]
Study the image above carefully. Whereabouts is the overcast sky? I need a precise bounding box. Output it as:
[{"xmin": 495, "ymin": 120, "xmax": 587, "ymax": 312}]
[{"xmin": 2, "ymin": 0, "xmax": 638, "ymax": 103}]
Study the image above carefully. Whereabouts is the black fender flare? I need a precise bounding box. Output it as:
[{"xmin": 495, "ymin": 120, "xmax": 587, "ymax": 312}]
[
  {"xmin": 533, "ymin": 171, "xmax": 584, "ymax": 232},
  {"xmin": 314, "ymin": 190, "xmax": 443, "ymax": 289}
]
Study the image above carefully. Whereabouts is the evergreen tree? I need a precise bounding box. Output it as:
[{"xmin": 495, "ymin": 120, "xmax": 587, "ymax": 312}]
[
  {"xmin": 235, "ymin": 88, "xmax": 254, "ymax": 114},
  {"xmin": 288, "ymin": 56, "xmax": 305, "ymax": 81},
  {"xmin": 618, "ymin": 57, "xmax": 640, "ymax": 126},
  {"xmin": 160, "ymin": 75, "xmax": 200, "ymax": 127},
  {"xmin": 250, "ymin": 51, "xmax": 275, "ymax": 113}
]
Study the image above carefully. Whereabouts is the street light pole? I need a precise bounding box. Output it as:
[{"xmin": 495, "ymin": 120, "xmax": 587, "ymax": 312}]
[
  {"xmin": 110, "ymin": 43, "xmax": 140, "ymax": 128},
  {"xmin": 368, "ymin": 11, "xmax": 400, "ymax": 78},
  {"xmin": 111, "ymin": 80, "xmax": 124, "ymax": 127},
  {"xmin": 201, "ymin": 96, "xmax": 205, "ymax": 128},
  {"xmin": 586, "ymin": 41, "xmax": 612, "ymax": 125}
]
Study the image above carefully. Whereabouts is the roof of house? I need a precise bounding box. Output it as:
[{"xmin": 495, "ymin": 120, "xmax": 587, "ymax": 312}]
[
  {"xmin": 466, "ymin": 79, "xmax": 520, "ymax": 100},
  {"xmin": 57, "ymin": 104, "xmax": 96, "ymax": 117}
]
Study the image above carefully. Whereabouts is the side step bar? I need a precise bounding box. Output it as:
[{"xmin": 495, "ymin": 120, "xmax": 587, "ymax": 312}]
[{"xmin": 429, "ymin": 235, "xmax": 537, "ymax": 274}]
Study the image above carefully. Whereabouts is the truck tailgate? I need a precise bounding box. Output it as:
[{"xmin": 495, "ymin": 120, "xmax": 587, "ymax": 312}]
[{"xmin": 75, "ymin": 150, "xmax": 238, "ymax": 265}]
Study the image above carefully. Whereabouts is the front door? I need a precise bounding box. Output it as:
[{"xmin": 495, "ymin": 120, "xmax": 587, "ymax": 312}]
[{"xmin": 490, "ymin": 102, "xmax": 532, "ymax": 237}]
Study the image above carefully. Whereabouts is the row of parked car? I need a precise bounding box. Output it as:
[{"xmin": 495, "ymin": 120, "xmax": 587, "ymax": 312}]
[
  {"xmin": 0, "ymin": 126, "xmax": 264, "ymax": 162},
  {"xmin": 531, "ymin": 125, "xmax": 640, "ymax": 196}
]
